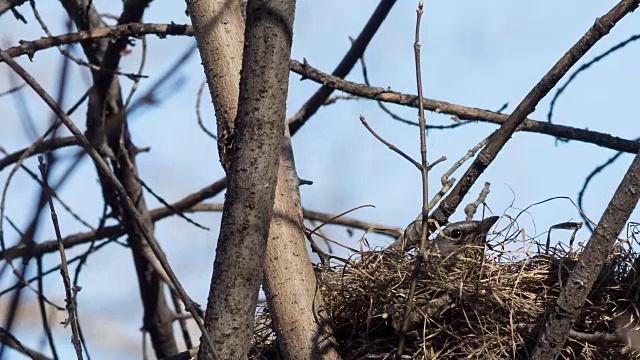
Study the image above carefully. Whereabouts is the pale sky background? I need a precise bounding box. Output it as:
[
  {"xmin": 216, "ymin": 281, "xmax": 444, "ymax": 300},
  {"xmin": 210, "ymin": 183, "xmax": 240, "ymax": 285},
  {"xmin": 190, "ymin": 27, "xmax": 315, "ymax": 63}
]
[{"xmin": 0, "ymin": 1, "xmax": 639, "ymax": 359}]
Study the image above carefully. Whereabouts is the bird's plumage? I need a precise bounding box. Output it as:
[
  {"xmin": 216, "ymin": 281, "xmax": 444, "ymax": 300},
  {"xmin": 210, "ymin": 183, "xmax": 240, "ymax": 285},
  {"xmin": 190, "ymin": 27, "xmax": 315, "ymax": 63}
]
[
  {"xmin": 430, "ymin": 216, "xmax": 499, "ymax": 258},
  {"xmin": 387, "ymin": 216, "xmax": 499, "ymax": 256}
]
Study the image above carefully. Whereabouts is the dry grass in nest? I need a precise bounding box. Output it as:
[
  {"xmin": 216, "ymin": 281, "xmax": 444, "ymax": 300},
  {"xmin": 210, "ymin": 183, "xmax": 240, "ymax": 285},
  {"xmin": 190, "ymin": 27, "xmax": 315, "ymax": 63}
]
[{"xmin": 251, "ymin": 222, "xmax": 640, "ymax": 359}]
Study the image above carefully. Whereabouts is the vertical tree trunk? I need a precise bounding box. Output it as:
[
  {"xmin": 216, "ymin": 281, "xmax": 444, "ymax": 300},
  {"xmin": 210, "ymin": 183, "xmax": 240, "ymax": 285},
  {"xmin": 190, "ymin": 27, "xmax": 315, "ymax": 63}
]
[
  {"xmin": 262, "ymin": 126, "xmax": 340, "ymax": 359},
  {"xmin": 187, "ymin": 0, "xmax": 245, "ymax": 173},
  {"xmin": 195, "ymin": 1, "xmax": 299, "ymax": 358},
  {"xmin": 188, "ymin": 0, "xmax": 340, "ymax": 358}
]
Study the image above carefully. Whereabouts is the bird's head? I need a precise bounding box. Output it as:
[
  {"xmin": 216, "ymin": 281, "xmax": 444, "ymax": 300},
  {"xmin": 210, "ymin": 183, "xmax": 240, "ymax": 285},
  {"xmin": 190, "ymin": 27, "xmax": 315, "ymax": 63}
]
[{"xmin": 431, "ymin": 216, "xmax": 499, "ymax": 258}]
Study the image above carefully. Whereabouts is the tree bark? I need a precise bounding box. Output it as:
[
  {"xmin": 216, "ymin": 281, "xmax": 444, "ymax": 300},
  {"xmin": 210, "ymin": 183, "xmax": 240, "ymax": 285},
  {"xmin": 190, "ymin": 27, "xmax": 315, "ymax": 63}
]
[
  {"xmin": 187, "ymin": 0, "xmax": 245, "ymax": 172},
  {"xmin": 195, "ymin": 1, "xmax": 298, "ymax": 358},
  {"xmin": 531, "ymin": 150, "xmax": 640, "ymax": 359},
  {"xmin": 262, "ymin": 126, "xmax": 340, "ymax": 359},
  {"xmin": 189, "ymin": 0, "xmax": 339, "ymax": 358}
]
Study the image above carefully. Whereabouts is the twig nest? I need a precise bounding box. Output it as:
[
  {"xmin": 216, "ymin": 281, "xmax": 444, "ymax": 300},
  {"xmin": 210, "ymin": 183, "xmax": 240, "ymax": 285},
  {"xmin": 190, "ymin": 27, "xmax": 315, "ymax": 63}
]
[{"xmin": 252, "ymin": 229, "xmax": 640, "ymax": 359}]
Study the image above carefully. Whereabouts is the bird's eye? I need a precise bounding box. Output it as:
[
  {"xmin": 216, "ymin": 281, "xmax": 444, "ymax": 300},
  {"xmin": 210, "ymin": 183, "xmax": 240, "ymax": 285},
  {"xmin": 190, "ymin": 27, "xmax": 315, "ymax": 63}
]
[{"xmin": 450, "ymin": 229, "xmax": 462, "ymax": 239}]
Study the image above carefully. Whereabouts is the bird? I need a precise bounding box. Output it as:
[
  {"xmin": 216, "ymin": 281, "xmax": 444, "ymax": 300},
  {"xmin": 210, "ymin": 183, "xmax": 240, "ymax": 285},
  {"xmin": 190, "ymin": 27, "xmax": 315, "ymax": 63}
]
[
  {"xmin": 429, "ymin": 216, "xmax": 499, "ymax": 258},
  {"xmin": 387, "ymin": 216, "xmax": 499, "ymax": 256}
]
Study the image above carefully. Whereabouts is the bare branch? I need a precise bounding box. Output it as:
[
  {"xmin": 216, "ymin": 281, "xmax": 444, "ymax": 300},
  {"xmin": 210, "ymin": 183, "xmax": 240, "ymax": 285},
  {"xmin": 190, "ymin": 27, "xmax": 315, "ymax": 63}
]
[
  {"xmin": 0, "ymin": 47, "xmax": 212, "ymax": 354},
  {"xmin": 359, "ymin": 114, "xmax": 421, "ymax": 169},
  {"xmin": 1, "ymin": 24, "xmax": 637, "ymax": 156},
  {"xmin": 464, "ymin": 182, "xmax": 491, "ymax": 221},
  {"xmin": 0, "ymin": 330, "xmax": 52, "ymax": 360},
  {"xmin": 289, "ymin": 60, "xmax": 640, "ymax": 155},
  {"xmin": 397, "ymin": 3, "xmax": 427, "ymax": 356},
  {"xmin": 429, "ymin": 0, "xmax": 640, "ymax": 228},
  {"xmin": 0, "ymin": 0, "xmax": 27, "ymax": 17},
  {"xmin": 37, "ymin": 156, "xmax": 83, "ymax": 359},
  {"xmin": 288, "ymin": 0, "xmax": 397, "ymax": 135}
]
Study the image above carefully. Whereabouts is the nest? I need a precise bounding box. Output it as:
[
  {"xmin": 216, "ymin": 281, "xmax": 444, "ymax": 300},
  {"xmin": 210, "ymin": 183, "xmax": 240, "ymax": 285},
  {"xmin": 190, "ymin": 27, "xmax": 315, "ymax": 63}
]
[{"xmin": 251, "ymin": 222, "xmax": 640, "ymax": 359}]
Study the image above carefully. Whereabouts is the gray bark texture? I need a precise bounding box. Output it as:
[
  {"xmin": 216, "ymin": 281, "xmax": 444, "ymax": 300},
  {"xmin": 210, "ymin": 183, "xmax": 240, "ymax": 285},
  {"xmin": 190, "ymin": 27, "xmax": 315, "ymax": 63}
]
[
  {"xmin": 187, "ymin": 0, "xmax": 245, "ymax": 172},
  {"xmin": 531, "ymin": 150, "xmax": 640, "ymax": 359},
  {"xmin": 189, "ymin": 0, "xmax": 339, "ymax": 357},
  {"xmin": 262, "ymin": 126, "xmax": 340, "ymax": 359},
  {"xmin": 196, "ymin": 1, "xmax": 298, "ymax": 359}
]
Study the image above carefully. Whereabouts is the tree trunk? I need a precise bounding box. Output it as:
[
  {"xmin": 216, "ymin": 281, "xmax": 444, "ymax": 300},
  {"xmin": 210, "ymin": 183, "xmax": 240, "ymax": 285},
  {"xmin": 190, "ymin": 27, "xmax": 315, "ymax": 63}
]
[
  {"xmin": 187, "ymin": 0, "xmax": 245, "ymax": 173},
  {"xmin": 262, "ymin": 126, "xmax": 340, "ymax": 359},
  {"xmin": 189, "ymin": 0, "xmax": 340, "ymax": 358},
  {"xmin": 195, "ymin": 1, "xmax": 298, "ymax": 358}
]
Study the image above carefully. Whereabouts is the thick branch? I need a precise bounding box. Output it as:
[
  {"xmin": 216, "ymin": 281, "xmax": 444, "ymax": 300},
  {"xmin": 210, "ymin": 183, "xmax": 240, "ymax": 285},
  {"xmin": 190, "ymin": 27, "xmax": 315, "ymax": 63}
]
[
  {"xmin": 196, "ymin": 0, "xmax": 297, "ymax": 358},
  {"xmin": 187, "ymin": 0, "xmax": 245, "ymax": 172},
  {"xmin": 531, "ymin": 50, "xmax": 640, "ymax": 359},
  {"xmin": 532, "ymin": 152, "xmax": 640, "ymax": 358},
  {"xmin": 59, "ymin": 1, "xmax": 179, "ymax": 356},
  {"xmin": 287, "ymin": 0, "xmax": 397, "ymax": 135},
  {"xmin": 289, "ymin": 60, "xmax": 640, "ymax": 155},
  {"xmin": 0, "ymin": 0, "xmax": 26, "ymax": 16},
  {"xmin": 0, "ymin": 48, "xmax": 211, "ymax": 348},
  {"xmin": 2, "ymin": 24, "xmax": 638, "ymax": 156},
  {"xmin": 427, "ymin": 0, "xmax": 640, "ymax": 227}
]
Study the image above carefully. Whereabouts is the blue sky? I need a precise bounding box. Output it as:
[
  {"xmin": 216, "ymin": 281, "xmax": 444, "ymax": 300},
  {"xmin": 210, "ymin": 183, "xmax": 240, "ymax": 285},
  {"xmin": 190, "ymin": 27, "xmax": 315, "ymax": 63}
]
[{"xmin": 0, "ymin": 1, "xmax": 639, "ymax": 358}]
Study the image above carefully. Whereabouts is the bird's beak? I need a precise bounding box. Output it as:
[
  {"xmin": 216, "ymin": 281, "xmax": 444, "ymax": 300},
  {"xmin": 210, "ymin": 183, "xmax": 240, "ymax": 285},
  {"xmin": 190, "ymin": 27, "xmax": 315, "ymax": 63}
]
[{"xmin": 479, "ymin": 216, "xmax": 500, "ymax": 235}]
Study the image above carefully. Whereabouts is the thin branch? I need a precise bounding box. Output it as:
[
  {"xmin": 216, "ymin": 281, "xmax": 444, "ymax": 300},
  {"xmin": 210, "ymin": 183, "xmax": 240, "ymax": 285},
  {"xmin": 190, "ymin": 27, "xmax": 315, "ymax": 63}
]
[
  {"xmin": 0, "ymin": 46, "xmax": 216, "ymax": 354},
  {"xmin": 195, "ymin": 80, "xmax": 217, "ymax": 139},
  {"xmin": 577, "ymin": 148, "xmax": 631, "ymax": 232},
  {"xmin": 136, "ymin": 175, "xmax": 209, "ymax": 230},
  {"xmin": 128, "ymin": 43, "xmax": 197, "ymax": 116},
  {"xmin": 37, "ymin": 156, "xmax": 83, "ymax": 360},
  {"xmin": 186, "ymin": 203, "xmax": 402, "ymax": 238},
  {"xmin": 171, "ymin": 291, "xmax": 193, "ymax": 350},
  {"xmin": 30, "ymin": 0, "xmax": 144, "ymax": 81},
  {"xmin": 289, "ymin": 59, "xmax": 640, "ymax": 155},
  {"xmin": 0, "ymin": 178, "xmax": 227, "ymax": 262},
  {"xmin": 123, "ymin": 32, "xmax": 148, "ymax": 109},
  {"xmin": 288, "ymin": 0, "xmax": 397, "ymax": 135},
  {"xmin": 0, "ymin": 146, "xmax": 94, "ymax": 230},
  {"xmin": 307, "ymin": 204, "xmax": 375, "ymax": 236},
  {"xmin": 548, "ymin": 33, "xmax": 640, "ymax": 125},
  {"xmin": 0, "ymin": 23, "xmax": 192, "ymax": 62},
  {"xmin": 397, "ymin": 3, "xmax": 427, "ymax": 356},
  {"xmin": 0, "ymin": 83, "xmax": 26, "ymax": 97},
  {"xmin": 429, "ymin": 0, "xmax": 640, "ymax": 228},
  {"xmin": 532, "ymin": 147, "xmax": 640, "ymax": 359},
  {"xmin": 359, "ymin": 114, "xmax": 421, "ymax": 169},
  {"xmin": 1, "ymin": 218, "xmax": 64, "ymax": 311},
  {"xmin": 440, "ymin": 133, "xmax": 491, "ymax": 184},
  {"xmin": 464, "ymin": 182, "xmax": 491, "ymax": 221},
  {"xmin": 35, "ymin": 255, "xmax": 59, "ymax": 360},
  {"xmin": 0, "ymin": 239, "xmax": 113, "ymax": 299},
  {"xmin": 356, "ymin": 43, "xmax": 418, "ymax": 127},
  {"xmin": 0, "ymin": 330, "xmax": 52, "ymax": 360},
  {"xmin": 1, "ymin": 24, "xmax": 637, "ymax": 155},
  {"xmin": 303, "ymin": 208, "xmax": 403, "ymax": 238},
  {"xmin": 0, "ymin": 137, "xmax": 78, "ymax": 172}
]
